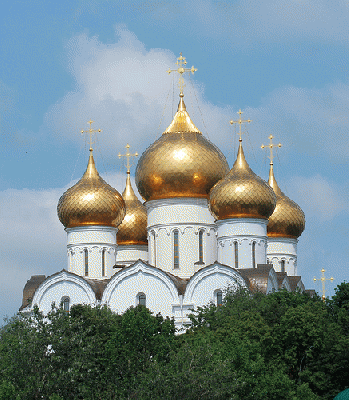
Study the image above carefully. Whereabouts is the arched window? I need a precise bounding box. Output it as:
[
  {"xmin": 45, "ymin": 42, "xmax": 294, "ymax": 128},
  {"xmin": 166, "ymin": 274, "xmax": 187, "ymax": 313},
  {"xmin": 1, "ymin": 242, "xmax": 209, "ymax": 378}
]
[
  {"xmin": 84, "ymin": 249, "xmax": 89, "ymax": 276},
  {"xmin": 101, "ymin": 248, "xmax": 106, "ymax": 277},
  {"xmin": 61, "ymin": 296, "xmax": 70, "ymax": 312},
  {"xmin": 252, "ymin": 241, "xmax": 256, "ymax": 269},
  {"xmin": 234, "ymin": 241, "xmax": 238, "ymax": 268},
  {"xmin": 198, "ymin": 230, "xmax": 204, "ymax": 263},
  {"xmin": 173, "ymin": 229, "xmax": 179, "ymax": 269},
  {"xmin": 280, "ymin": 259, "xmax": 285, "ymax": 273},
  {"xmin": 216, "ymin": 290, "xmax": 223, "ymax": 307},
  {"xmin": 137, "ymin": 292, "xmax": 146, "ymax": 306}
]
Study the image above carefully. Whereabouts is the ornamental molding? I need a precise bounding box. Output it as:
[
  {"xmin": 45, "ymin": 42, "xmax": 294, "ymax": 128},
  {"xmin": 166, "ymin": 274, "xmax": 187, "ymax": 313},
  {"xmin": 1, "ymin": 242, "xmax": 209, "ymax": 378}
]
[
  {"xmin": 216, "ymin": 218, "xmax": 268, "ymax": 227},
  {"xmin": 67, "ymin": 244, "xmax": 117, "ymax": 253},
  {"xmin": 267, "ymin": 237, "xmax": 298, "ymax": 245},
  {"xmin": 145, "ymin": 197, "xmax": 209, "ymax": 211},
  {"xmin": 31, "ymin": 271, "xmax": 97, "ymax": 308},
  {"xmin": 101, "ymin": 260, "xmax": 180, "ymax": 305},
  {"xmin": 66, "ymin": 226, "xmax": 118, "ymax": 234},
  {"xmin": 148, "ymin": 223, "xmax": 216, "ymax": 237},
  {"xmin": 184, "ymin": 263, "xmax": 247, "ymax": 303}
]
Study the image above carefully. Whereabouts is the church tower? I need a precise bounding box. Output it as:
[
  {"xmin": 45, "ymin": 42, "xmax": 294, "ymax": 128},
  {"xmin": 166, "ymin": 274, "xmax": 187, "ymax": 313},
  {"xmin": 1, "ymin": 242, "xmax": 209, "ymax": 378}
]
[
  {"xmin": 115, "ymin": 144, "xmax": 148, "ymax": 266},
  {"xmin": 135, "ymin": 54, "xmax": 229, "ymax": 279},
  {"xmin": 209, "ymin": 113, "xmax": 276, "ymax": 269},
  {"xmin": 262, "ymin": 135, "xmax": 305, "ymax": 275},
  {"xmin": 57, "ymin": 122, "xmax": 125, "ymax": 279}
]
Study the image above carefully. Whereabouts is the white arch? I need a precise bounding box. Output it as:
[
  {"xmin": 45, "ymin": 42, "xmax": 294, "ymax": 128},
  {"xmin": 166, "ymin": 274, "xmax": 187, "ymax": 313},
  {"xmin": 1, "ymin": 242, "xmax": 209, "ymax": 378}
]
[
  {"xmin": 31, "ymin": 271, "xmax": 97, "ymax": 314},
  {"xmin": 102, "ymin": 260, "xmax": 180, "ymax": 316}
]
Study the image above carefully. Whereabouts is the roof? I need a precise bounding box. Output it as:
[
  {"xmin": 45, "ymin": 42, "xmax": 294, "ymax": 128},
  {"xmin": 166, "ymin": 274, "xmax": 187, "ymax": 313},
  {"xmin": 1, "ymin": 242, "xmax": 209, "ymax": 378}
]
[
  {"xmin": 239, "ymin": 264, "xmax": 274, "ymax": 294},
  {"xmin": 20, "ymin": 275, "xmax": 46, "ymax": 310},
  {"xmin": 288, "ymin": 276, "xmax": 304, "ymax": 292}
]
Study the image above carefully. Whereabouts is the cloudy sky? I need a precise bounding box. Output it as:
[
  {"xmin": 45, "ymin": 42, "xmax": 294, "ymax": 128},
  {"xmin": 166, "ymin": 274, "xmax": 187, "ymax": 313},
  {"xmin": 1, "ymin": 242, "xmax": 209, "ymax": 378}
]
[{"xmin": 1, "ymin": 0, "xmax": 349, "ymax": 322}]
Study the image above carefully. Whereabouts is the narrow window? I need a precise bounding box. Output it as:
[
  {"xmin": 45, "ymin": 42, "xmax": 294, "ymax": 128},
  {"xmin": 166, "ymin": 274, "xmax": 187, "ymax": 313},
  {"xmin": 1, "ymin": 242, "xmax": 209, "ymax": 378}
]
[
  {"xmin": 84, "ymin": 249, "xmax": 88, "ymax": 277},
  {"xmin": 62, "ymin": 297, "xmax": 70, "ymax": 312},
  {"xmin": 198, "ymin": 230, "xmax": 204, "ymax": 263},
  {"xmin": 216, "ymin": 290, "xmax": 223, "ymax": 307},
  {"xmin": 137, "ymin": 292, "xmax": 146, "ymax": 306},
  {"xmin": 280, "ymin": 259, "xmax": 285, "ymax": 273},
  {"xmin": 173, "ymin": 229, "xmax": 179, "ymax": 269},
  {"xmin": 252, "ymin": 241, "xmax": 256, "ymax": 269},
  {"xmin": 102, "ymin": 248, "xmax": 105, "ymax": 277},
  {"xmin": 153, "ymin": 232, "xmax": 156, "ymax": 267},
  {"xmin": 234, "ymin": 241, "xmax": 238, "ymax": 268}
]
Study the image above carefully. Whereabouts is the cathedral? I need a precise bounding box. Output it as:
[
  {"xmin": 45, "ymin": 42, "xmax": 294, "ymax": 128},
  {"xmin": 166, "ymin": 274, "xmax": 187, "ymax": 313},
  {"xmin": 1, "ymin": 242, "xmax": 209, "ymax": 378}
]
[{"xmin": 20, "ymin": 55, "xmax": 306, "ymax": 330}]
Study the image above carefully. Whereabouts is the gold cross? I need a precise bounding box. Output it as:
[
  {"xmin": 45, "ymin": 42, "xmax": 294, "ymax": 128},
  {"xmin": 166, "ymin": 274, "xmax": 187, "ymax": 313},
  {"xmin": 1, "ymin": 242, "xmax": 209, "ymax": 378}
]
[
  {"xmin": 81, "ymin": 120, "xmax": 102, "ymax": 151},
  {"xmin": 230, "ymin": 109, "xmax": 252, "ymax": 141},
  {"xmin": 314, "ymin": 268, "xmax": 334, "ymax": 301},
  {"xmin": 261, "ymin": 135, "xmax": 282, "ymax": 165},
  {"xmin": 118, "ymin": 144, "xmax": 139, "ymax": 173},
  {"xmin": 167, "ymin": 52, "xmax": 197, "ymax": 95}
]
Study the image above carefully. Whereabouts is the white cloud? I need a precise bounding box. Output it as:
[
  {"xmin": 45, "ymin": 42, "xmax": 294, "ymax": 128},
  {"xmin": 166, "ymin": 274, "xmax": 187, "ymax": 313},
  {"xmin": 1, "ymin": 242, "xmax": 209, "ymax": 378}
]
[{"xmin": 288, "ymin": 174, "xmax": 347, "ymax": 221}]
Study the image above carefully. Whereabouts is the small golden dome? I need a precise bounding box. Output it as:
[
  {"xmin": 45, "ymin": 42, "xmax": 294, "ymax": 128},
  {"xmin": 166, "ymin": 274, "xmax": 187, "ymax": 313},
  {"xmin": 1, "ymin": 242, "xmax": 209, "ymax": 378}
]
[
  {"xmin": 135, "ymin": 94, "xmax": 230, "ymax": 201},
  {"xmin": 267, "ymin": 164, "xmax": 305, "ymax": 238},
  {"xmin": 57, "ymin": 150, "xmax": 126, "ymax": 228},
  {"xmin": 117, "ymin": 172, "xmax": 148, "ymax": 245},
  {"xmin": 209, "ymin": 141, "xmax": 276, "ymax": 220}
]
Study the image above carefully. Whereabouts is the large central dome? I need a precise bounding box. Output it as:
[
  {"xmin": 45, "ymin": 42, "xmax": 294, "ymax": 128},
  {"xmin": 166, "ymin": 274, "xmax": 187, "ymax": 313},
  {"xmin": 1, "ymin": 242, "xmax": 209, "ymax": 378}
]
[{"xmin": 135, "ymin": 94, "xmax": 230, "ymax": 201}]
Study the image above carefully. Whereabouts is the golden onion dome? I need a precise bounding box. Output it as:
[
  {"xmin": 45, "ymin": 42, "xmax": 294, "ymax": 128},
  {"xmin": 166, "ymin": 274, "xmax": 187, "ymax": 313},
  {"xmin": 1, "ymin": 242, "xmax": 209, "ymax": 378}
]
[
  {"xmin": 117, "ymin": 172, "xmax": 148, "ymax": 245},
  {"xmin": 267, "ymin": 163, "xmax": 305, "ymax": 238},
  {"xmin": 57, "ymin": 150, "xmax": 126, "ymax": 228},
  {"xmin": 135, "ymin": 93, "xmax": 230, "ymax": 201},
  {"xmin": 209, "ymin": 140, "xmax": 276, "ymax": 220}
]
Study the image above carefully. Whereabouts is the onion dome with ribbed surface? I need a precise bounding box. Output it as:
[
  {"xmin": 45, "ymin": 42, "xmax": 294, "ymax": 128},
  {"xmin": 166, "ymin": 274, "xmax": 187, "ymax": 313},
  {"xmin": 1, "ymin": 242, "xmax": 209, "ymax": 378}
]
[
  {"xmin": 209, "ymin": 140, "xmax": 276, "ymax": 220},
  {"xmin": 267, "ymin": 163, "xmax": 305, "ymax": 238},
  {"xmin": 135, "ymin": 93, "xmax": 230, "ymax": 201},
  {"xmin": 117, "ymin": 172, "xmax": 148, "ymax": 245},
  {"xmin": 57, "ymin": 149, "xmax": 125, "ymax": 228}
]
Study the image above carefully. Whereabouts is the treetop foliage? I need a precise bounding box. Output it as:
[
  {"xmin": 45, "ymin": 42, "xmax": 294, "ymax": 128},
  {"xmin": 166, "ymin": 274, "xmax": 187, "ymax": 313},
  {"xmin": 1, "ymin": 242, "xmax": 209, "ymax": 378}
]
[{"xmin": 1, "ymin": 284, "xmax": 349, "ymax": 399}]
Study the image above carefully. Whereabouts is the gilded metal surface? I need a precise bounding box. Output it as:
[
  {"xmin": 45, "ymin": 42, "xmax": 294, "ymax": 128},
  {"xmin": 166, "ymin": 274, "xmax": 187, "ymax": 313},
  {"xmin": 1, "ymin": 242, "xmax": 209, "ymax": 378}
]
[
  {"xmin": 167, "ymin": 53, "xmax": 197, "ymax": 95},
  {"xmin": 117, "ymin": 173, "xmax": 148, "ymax": 245},
  {"xmin": 135, "ymin": 94, "xmax": 230, "ymax": 201},
  {"xmin": 209, "ymin": 141, "xmax": 276, "ymax": 220},
  {"xmin": 230, "ymin": 109, "xmax": 252, "ymax": 141},
  {"xmin": 58, "ymin": 150, "xmax": 126, "ymax": 228},
  {"xmin": 267, "ymin": 164, "xmax": 305, "ymax": 238}
]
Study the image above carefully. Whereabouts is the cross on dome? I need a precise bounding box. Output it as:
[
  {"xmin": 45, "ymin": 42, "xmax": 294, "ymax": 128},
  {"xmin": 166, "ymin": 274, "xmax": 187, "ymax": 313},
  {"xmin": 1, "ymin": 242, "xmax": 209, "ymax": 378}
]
[
  {"xmin": 261, "ymin": 135, "xmax": 282, "ymax": 165},
  {"xmin": 167, "ymin": 52, "xmax": 197, "ymax": 95},
  {"xmin": 81, "ymin": 119, "xmax": 102, "ymax": 151},
  {"xmin": 314, "ymin": 268, "xmax": 334, "ymax": 301},
  {"xmin": 118, "ymin": 144, "xmax": 139, "ymax": 173},
  {"xmin": 230, "ymin": 109, "xmax": 252, "ymax": 142}
]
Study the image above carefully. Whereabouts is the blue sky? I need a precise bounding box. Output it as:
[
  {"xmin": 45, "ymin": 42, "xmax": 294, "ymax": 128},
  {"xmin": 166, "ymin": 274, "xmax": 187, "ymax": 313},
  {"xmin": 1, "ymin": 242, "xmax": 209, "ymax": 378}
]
[{"xmin": 1, "ymin": 0, "xmax": 349, "ymax": 321}]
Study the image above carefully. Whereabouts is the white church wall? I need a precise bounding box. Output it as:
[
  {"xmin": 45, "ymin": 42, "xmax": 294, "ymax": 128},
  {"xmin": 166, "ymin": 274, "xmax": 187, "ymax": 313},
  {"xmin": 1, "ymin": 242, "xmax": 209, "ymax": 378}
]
[
  {"xmin": 31, "ymin": 271, "xmax": 97, "ymax": 315},
  {"xmin": 146, "ymin": 198, "xmax": 217, "ymax": 278},
  {"xmin": 267, "ymin": 237, "xmax": 298, "ymax": 276},
  {"xmin": 115, "ymin": 244, "xmax": 148, "ymax": 267},
  {"xmin": 216, "ymin": 218, "xmax": 268, "ymax": 269},
  {"xmin": 66, "ymin": 226, "xmax": 117, "ymax": 279},
  {"xmin": 102, "ymin": 261, "xmax": 180, "ymax": 318}
]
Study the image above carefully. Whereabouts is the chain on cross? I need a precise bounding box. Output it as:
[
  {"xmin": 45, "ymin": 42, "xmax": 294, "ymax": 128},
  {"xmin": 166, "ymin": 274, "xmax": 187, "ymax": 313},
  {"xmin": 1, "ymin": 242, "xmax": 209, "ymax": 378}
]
[
  {"xmin": 261, "ymin": 135, "xmax": 282, "ymax": 165},
  {"xmin": 81, "ymin": 120, "xmax": 102, "ymax": 151},
  {"xmin": 167, "ymin": 52, "xmax": 197, "ymax": 95},
  {"xmin": 230, "ymin": 109, "xmax": 252, "ymax": 142},
  {"xmin": 118, "ymin": 144, "xmax": 139, "ymax": 173},
  {"xmin": 314, "ymin": 268, "xmax": 334, "ymax": 301}
]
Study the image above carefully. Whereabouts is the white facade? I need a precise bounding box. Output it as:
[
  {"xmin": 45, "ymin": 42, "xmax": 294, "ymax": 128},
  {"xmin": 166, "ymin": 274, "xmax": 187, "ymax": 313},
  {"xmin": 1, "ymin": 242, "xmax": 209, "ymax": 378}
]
[
  {"xmin": 267, "ymin": 237, "xmax": 298, "ymax": 276},
  {"xmin": 66, "ymin": 226, "xmax": 117, "ymax": 279},
  {"xmin": 115, "ymin": 244, "xmax": 148, "ymax": 266},
  {"xmin": 146, "ymin": 198, "xmax": 217, "ymax": 279},
  {"xmin": 216, "ymin": 218, "xmax": 268, "ymax": 269}
]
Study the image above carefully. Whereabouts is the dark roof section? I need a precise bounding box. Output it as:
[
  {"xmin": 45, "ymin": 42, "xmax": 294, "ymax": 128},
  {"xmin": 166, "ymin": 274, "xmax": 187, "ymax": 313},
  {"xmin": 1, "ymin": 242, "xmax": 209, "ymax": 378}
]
[
  {"xmin": 20, "ymin": 275, "xmax": 46, "ymax": 311},
  {"xmin": 288, "ymin": 276, "xmax": 304, "ymax": 292},
  {"xmin": 275, "ymin": 271, "xmax": 288, "ymax": 289},
  {"xmin": 304, "ymin": 289, "xmax": 316, "ymax": 297},
  {"xmin": 83, "ymin": 277, "xmax": 110, "ymax": 300},
  {"xmin": 239, "ymin": 264, "xmax": 273, "ymax": 294}
]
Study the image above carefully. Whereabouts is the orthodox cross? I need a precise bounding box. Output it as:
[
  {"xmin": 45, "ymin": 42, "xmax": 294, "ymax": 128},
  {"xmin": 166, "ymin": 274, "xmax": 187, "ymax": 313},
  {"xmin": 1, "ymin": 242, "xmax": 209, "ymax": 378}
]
[
  {"xmin": 118, "ymin": 144, "xmax": 139, "ymax": 173},
  {"xmin": 230, "ymin": 109, "xmax": 252, "ymax": 141},
  {"xmin": 81, "ymin": 120, "xmax": 102, "ymax": 151},
  {"xmin": 261, "ymin": 135, "xmax": 282, "ymax": 165},
  {"xmin": 167, "ymin": 52, "xmax": 197, "ymax": 95},
  {"xmin": 314, "ymin": 268, "xmax": 334, "ymax": 301}
]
